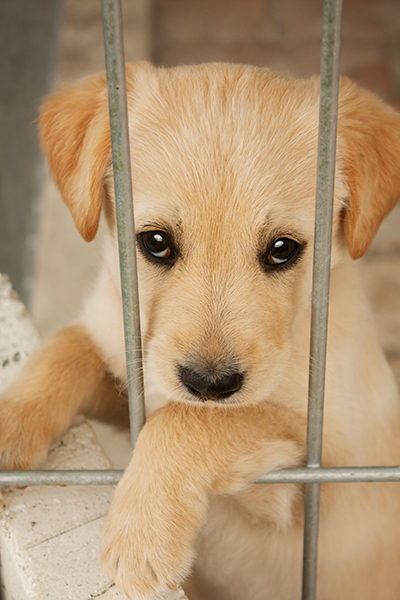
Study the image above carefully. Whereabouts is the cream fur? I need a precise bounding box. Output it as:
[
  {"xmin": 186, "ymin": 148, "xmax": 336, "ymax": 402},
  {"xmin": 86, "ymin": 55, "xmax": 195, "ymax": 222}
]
[{"xmin": 1, "ymin": 62, "xmax": 400, "ymax": 599}]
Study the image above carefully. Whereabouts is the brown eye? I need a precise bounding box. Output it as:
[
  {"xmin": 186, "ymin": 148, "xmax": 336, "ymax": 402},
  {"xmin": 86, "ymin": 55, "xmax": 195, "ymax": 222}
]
[
  {"xmin": 140, "ymin": 230, "xmax": 176, "ymax": 265},
  {"xmin": 263, "ymin": 238, "xmax": 301, "ymax": 269}
]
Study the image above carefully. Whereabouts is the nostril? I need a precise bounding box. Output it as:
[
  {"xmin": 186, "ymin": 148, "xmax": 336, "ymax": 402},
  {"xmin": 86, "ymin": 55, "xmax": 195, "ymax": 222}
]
[
  {"xmin": 178, "ymin": 366, "xmax": 244, "ymax": 401},
  {"xmin": 211, "ymin": 372, "xmax": 244, "ymax": 399}
]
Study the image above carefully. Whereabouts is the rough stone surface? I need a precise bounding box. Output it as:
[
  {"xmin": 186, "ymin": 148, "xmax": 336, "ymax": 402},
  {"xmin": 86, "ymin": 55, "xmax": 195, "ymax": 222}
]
[
  {"xmin": 0, "ymin": 420, "xmax": 121, "ymax": 600},
  {"xmin": 0, "ymin": 274, "xmax": 40, "ymax": 391}
]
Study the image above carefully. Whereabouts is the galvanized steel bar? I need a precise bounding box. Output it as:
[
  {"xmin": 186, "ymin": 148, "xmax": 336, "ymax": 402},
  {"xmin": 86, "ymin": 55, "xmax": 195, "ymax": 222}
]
[
  {"xmin": 4, "ymin": 463, "xmax": 400, "ymax": 486},
  {"xmin": 101, "ymin": 0, "xmax": 146, "ymax": 447},
  {"xmin": 302, "ymin": 1, "xmax": 343, "ymax": 599},
  {"xmin": 256, "ymin": 466, "xmax": 400, "ymax": 484},
  {"xmin": 2, "ymin": 465, "xmax": 400, "ymax": 487},
  {"xmin": 0, "ymin": 470, "xmax": 124, "ymax": 486}
]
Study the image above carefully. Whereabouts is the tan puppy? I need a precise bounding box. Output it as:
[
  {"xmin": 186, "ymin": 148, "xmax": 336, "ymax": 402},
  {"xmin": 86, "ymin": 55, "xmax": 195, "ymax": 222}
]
[{"xmin": 1, "ymin": 63, "xmax": 400, "ymax": 599}]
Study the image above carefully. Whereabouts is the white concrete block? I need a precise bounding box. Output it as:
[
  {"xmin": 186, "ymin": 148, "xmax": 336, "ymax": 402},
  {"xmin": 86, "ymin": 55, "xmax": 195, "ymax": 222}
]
[
  {"xmin": 0, "ymin": 274, "xmax": 40, "ymax": 391},
  {"xmin": 1, "ymin": 419, "xmax": 114, "ymax": 552},
  {"xmin": 0, "ymin": 417, "xmax": 123, "ymax": 600},
  {"xmin": 19, "ymin": 517, "xmax": 111, "ymax": 599}
]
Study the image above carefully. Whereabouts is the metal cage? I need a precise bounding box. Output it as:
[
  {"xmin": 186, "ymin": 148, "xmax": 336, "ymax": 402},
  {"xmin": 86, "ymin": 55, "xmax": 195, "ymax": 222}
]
[{"xmin": 1, "ymin": 1, "xmax": 400, "ymax": 599}]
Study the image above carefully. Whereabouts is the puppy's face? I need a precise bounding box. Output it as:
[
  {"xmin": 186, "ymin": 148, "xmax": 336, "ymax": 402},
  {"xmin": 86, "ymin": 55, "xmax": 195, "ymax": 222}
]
[
  {"xmin": 127, "ymin": 66, "xmax": 347, "ymax": 405},
  {"xmin": 39, "ymin": 63, "xmax": 400, "ymax": 406}
]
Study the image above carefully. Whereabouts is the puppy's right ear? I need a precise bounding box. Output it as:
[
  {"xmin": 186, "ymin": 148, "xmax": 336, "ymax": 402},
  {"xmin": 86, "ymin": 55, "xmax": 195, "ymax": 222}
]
[
  {"xmin": 39, "ymin": 72, "xmax": 111, "ymax": 242},
  {"xmin": 338, "ymin": 78, "xmax": 400, "ymax": 259}
]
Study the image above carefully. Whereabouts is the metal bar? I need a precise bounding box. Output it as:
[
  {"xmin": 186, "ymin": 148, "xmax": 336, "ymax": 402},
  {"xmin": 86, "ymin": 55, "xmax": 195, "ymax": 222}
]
[
  {"xmin": 302, "ymin": 1, "xmax": 343, "ymax": 599},
  {"xmin": 0, "ymin": 470, "xmax": 124, "ymax": 486},
  {"xmin": 2, "ymin": 465, "xmax": 400, "ymax": 487},
  {"xmin": 101, "ymin": 0, "xmax": 146, "ymax": 447},
  {"xmin": 256, "ymin": 466, "xmax": 400, "ymax": 484}
]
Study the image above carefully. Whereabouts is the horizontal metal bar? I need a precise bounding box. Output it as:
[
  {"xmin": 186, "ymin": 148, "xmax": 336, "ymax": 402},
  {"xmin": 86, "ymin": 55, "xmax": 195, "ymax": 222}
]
[
  {"xmin": 256, "ymin": 466, "xmax": 400, "ymax": 484},
  {"xmin": 1, "ymin": 466, "xmax": 400, "ymax": 487},
  {"xmin": 0, "ymin": 470, "xmax": 124, "ymax": 486}
]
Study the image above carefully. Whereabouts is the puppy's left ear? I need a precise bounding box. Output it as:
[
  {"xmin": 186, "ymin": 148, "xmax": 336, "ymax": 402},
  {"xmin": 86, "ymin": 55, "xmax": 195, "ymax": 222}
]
[
  {"xmin": 338, "ymin": 78, "xmax": 400, "ymax": 259},
  {"xmin": 39, "ymin": 72, "xmax": 112, "ymax": 242}
]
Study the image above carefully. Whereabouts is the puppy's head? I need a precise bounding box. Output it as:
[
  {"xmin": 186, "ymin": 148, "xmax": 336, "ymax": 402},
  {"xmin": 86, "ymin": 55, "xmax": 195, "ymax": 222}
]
[{"xmin": 40, "ymin": 62, "xmax": 400, "ymax": 406}]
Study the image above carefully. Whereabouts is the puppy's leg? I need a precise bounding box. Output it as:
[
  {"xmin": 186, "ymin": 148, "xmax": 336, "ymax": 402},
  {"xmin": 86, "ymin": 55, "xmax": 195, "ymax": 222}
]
[
  {"xmin": 0, "ymin": 322, "xmax": 114, "ymax": 469},
  {"xmin": 84, "ymin": 370, "xmax": 130, "ymax": 429},
  {"xmin": 102, "ymin": 401, "xmax": 303, "ymax": 599}
]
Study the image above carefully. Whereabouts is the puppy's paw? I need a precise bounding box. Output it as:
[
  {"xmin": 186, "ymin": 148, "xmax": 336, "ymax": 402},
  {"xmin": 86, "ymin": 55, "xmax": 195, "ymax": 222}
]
[
  {"xmin": 101, "ymin": 507, "xmax": 195, "ymax": 599},
  {"xmin": 0, "ymin": 397, "xmax": 51, "ymax": 469},
  {"xmin": 101, "ymin": 479, "xmax": 203, "ymax": 599}
]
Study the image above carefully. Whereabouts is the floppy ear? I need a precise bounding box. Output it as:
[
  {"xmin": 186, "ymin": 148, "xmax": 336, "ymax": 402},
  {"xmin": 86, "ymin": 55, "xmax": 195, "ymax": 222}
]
[
  {"xmin": 39, "ymin": 72, "xmax": 111, "ymax": 242},
  {"xmin": 338, "ymin": 78, "xmax": 400, "ymax": 259}
]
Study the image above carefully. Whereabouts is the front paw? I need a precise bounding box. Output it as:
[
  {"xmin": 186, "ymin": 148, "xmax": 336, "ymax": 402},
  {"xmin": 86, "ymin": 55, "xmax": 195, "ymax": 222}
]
[{"xmin": 101, "ymin": 473, "xmax": 205, "ymax": 599}]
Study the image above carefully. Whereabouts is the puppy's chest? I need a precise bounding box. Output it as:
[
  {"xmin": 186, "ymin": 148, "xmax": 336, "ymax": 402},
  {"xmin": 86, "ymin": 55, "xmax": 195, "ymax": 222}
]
[{"xmin": 230, "ymin": 482, "xmax": 303, "ymax": 531}]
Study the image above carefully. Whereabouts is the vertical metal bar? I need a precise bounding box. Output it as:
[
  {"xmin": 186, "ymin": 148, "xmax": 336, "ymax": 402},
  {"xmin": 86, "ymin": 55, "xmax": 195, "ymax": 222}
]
[
  {"xmin": 101, "ymin": 0, "xmax": 146, "ymax": 447},
  {"xmin": 302, "ymin": 1, "xmax": 343, "ymax": 599}
]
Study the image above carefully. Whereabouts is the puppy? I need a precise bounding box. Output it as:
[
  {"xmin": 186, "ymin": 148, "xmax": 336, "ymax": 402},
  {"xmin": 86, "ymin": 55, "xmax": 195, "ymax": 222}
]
[{"xmin": 1, "ymin": 62, "xmax": 400, "ymax": 600}]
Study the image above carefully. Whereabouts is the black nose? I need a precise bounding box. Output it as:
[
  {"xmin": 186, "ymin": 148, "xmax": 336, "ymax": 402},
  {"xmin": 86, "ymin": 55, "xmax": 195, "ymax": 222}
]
[{"xmin": 179, "ymin": 366, "xmax": 244, "ymax": 401}]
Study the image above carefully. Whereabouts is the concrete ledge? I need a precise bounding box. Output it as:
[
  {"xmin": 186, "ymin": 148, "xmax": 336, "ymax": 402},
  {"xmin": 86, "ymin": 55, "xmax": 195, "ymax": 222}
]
[
  {"xmin": 0, "ymin": 418, "xmax": 127, "ymax": 600},
  {"xmin": 0, "ymin": 275, "xmax": 40, "ymax": 389}
]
